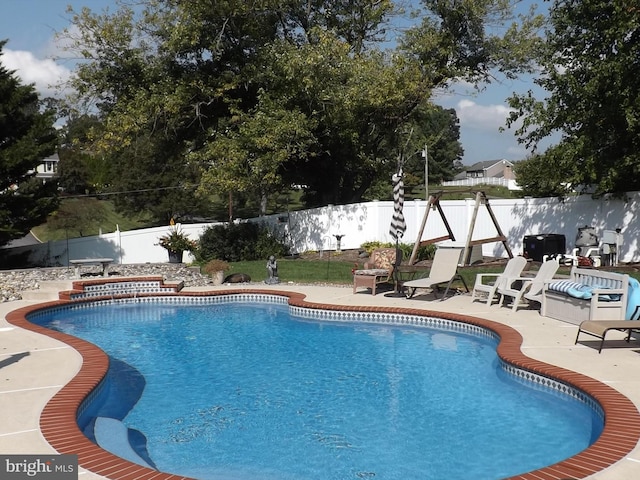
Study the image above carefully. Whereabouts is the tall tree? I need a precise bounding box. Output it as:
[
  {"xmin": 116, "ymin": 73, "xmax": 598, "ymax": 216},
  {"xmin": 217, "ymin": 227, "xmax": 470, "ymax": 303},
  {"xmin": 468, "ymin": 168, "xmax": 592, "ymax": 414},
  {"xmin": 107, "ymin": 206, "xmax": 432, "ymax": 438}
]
[
  {"xmin": 57, "ymin": 114, "xmax": 111, "ymax": 194},
  {"xmin": 60, "ymin": 1, "xmax": 541, "ymax": 214},
  {"xmin": 107, "ymin": 134, "xmax": 212, "ymax": 224},
  {"xmin": 401, "ymin": 105, "xmax": 464, "ymax": 186},
  {"xmin": 47, "ymin": 198, "xmax": 109, "ymax": 237},
  {"xmin": 193, "ymin": 30, "xmax": 427, "ymax": 208},
  {"xmin": 507, "ymin": 0, "xmax": 640, "ymax": 197},
  {"xmin": 0, "ymin": 40, "xmax": 59, "ymax": 246}
]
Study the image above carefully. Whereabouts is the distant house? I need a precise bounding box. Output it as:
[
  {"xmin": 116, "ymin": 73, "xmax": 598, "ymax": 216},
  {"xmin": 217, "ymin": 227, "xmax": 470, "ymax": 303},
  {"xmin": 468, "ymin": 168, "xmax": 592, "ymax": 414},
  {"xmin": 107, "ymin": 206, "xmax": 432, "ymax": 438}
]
[
  {"xmin": 442, "ymin": 159, "xmax": 520, "ymax": 190},
  {"xmin": 8, "ymin": 152, "xmax": 59, "ymax": 191},
  {"xmin": 34, "ymin": 152, "xmax": 59, "ymax": 182}
]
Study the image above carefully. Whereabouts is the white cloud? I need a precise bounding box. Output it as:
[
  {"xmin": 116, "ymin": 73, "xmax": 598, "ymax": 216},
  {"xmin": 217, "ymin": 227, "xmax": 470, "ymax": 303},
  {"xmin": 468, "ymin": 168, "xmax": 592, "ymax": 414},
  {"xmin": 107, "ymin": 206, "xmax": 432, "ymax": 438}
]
[
  {"xmin": 456, "ymin": 99, "xmax": 515, "ymax": 132},
  {"xmin": 1, "ymin": 48, "xmax": 71, "ymax": 98}
]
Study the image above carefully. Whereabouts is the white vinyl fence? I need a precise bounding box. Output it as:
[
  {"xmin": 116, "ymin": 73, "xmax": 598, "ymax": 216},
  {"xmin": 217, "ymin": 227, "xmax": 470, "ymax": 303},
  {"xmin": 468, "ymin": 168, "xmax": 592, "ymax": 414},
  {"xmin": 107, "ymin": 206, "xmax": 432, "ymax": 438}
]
[
  {"xmin": 259, "ymin": 193, "xmax": 639, "ymax": 263},
  {"xmin": 2, "ymin": 192, "xmax": 639, "ymax": 266}
]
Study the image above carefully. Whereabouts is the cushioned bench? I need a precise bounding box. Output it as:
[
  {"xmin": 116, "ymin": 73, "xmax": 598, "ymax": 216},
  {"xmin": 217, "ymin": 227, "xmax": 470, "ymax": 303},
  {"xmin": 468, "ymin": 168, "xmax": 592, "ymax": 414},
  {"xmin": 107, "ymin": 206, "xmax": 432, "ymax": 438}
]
[{"xmin": 541, "ymin": 267, "xmax": 628, "ymax": 325}]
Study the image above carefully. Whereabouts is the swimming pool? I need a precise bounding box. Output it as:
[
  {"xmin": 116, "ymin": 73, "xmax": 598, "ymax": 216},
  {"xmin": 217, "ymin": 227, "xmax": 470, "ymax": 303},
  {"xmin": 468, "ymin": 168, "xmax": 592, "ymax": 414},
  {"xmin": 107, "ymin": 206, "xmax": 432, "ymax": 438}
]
[{"xmin": 32, "ymin": 295, "xmax": 603, "ymax": 479}]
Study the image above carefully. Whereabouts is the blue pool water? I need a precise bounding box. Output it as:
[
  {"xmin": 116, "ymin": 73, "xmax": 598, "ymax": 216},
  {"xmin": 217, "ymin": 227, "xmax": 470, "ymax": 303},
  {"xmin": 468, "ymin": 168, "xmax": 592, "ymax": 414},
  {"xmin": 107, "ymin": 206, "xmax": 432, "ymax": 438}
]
[{"xmin": 36, "ymin": 300, "xmax": 602, "ymax": 479}]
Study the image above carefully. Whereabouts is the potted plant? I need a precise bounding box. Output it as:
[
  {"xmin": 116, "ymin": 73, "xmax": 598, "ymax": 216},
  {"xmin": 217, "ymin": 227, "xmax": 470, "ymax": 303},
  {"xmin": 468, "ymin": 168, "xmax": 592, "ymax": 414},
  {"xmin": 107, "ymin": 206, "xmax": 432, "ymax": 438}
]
[
  {"xmin": 203, "ymin": 259, "xmax": 230, "ymax": 285},
  {"xmin": 158, "ymin": 225, "xmax": 197, "ymax": 263}
]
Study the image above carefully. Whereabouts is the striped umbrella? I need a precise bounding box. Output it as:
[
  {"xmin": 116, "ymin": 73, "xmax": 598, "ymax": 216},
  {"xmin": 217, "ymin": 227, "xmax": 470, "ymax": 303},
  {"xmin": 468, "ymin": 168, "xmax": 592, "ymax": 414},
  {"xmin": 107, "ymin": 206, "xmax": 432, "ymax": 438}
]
[{"xmin": 389, "ymin": 167, "xmax": 407, "ymax": 241}]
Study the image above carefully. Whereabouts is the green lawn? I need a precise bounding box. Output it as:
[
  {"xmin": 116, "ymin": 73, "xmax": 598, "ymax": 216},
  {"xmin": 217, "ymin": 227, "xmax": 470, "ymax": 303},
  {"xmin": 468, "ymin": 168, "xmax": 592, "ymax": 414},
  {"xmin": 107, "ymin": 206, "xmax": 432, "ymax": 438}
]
[
  {"xmin": 222, "ymin": 260, "xmax": 640, "ymax": 289},
  {"xmin": 32, "ymin": 200, "xmax": 153, "ymax": 242},
  {"xmin": 225, "ymin": 259, "xmax": 356, "ymax": 284}
]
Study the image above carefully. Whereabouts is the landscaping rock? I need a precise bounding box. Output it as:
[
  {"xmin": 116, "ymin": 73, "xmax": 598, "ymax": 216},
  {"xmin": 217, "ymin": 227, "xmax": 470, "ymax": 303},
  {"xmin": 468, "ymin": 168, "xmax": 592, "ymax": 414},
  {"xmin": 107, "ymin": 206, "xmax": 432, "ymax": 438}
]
[{"xmin": 0, "ymin": 263, "xmax": 211, "ymax": 303}]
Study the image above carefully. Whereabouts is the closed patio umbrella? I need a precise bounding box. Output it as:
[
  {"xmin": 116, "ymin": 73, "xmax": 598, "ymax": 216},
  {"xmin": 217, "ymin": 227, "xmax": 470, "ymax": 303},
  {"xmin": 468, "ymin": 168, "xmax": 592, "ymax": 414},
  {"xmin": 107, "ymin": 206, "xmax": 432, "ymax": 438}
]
[
  {"xmin": 387, "ymin": 166, "xmax": 406, "ymax": 297},
  {"xmin": 389, "ymin": 167, "xmax": 406, "ymax": 241}
]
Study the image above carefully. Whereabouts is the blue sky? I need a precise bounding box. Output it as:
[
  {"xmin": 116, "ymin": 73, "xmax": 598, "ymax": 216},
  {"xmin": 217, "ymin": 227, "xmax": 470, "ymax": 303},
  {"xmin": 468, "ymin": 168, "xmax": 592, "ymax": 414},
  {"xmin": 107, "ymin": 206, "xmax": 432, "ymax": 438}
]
[{"xmin": 0, "ymin": 0, "xmax": 555, "ymax": 165}]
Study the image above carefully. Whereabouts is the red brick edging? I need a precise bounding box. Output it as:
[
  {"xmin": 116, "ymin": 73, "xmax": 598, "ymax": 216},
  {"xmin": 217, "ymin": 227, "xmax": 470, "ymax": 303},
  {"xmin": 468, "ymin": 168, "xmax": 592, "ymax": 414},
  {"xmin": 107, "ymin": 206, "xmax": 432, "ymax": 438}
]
[{"xmin": 6, "ymin": 285, "xmax": 640, "ymax": 480}]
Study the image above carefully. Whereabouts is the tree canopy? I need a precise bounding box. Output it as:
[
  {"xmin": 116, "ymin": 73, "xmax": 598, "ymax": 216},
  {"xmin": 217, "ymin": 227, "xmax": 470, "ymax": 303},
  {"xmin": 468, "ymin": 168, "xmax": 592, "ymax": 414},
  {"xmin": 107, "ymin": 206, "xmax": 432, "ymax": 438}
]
[
  {"xmin": 508, "ymin": 0, "xmax": 640, "ymax": 197},
  {"xmin": 58, "ymin": 0, "xmax": 542, "ymax": 217},
  {"xmin": 0, "ymin": 40, "xmax": 59, "ymax": 246}
]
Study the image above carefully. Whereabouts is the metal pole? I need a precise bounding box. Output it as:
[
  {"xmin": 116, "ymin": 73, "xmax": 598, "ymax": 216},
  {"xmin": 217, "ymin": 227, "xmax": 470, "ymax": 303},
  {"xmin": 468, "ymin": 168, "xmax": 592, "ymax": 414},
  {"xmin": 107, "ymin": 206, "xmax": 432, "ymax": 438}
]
[{"xmin": 422, "ymin": 145, "xmax": 428, "ymax": 200}]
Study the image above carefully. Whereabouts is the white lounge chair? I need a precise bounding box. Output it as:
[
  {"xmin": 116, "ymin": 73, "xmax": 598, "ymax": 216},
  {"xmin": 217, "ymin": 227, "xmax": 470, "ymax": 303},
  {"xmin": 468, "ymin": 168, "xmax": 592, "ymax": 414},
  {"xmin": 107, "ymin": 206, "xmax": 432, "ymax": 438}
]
[
  {"xmin": 403, "ymin": 247, "xmax": 468, "ymax": 301},
  {"xmin": 497, "ymin": 258, "xmax": 560, "ymax": 312},
  {"xmin": 471, "ymin": 256, "xmax": 528, "ymax": 306}
]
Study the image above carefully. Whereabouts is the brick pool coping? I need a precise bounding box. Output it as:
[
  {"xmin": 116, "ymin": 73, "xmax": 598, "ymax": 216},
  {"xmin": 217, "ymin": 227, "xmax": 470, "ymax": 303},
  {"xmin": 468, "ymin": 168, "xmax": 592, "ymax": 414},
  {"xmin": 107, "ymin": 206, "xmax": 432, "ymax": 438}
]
[{"xmin": 7, "ymin": 284, "xmax": 640, "ymax": 480}]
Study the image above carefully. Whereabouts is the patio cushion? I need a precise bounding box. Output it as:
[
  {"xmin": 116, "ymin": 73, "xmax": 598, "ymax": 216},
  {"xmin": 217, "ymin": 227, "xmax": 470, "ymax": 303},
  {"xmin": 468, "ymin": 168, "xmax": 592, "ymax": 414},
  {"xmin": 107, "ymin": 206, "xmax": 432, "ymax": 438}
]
[
  {"xmin": 548, "ymin": 280, "xmax": 593, "ymax": 299},
  {"xmin": 548, "ymin": 280, "xmax": 620, "ymax": 301},
  {"xmin": 354, "ymin": 268, "xmax": 389, "ymax": 276}
]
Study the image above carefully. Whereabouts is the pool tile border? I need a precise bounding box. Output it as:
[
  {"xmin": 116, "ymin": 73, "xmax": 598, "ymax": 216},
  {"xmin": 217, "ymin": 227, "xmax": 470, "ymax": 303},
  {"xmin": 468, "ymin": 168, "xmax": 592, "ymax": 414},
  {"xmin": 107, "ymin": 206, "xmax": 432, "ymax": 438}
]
[{"xmin": 6, "ymin": 285, "xmax": 640, "ymax": 480}]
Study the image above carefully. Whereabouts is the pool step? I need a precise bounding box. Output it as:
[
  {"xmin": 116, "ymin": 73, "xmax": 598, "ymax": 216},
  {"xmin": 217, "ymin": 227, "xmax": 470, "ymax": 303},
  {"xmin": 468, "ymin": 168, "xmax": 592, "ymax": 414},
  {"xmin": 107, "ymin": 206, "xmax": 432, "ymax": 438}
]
[
  {"xmin": 59, "ymin": 277, "xmax": 184, "ymax": 301},
  {"xmin": 94, "ymin": 417, "xmax": 154, "ymax": 469}
]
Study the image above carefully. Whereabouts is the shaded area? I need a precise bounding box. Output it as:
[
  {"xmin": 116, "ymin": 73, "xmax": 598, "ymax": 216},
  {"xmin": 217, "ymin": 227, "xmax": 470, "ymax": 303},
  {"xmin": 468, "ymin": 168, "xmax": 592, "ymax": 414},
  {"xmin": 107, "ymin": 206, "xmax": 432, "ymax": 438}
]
[
  {"xmin": 0, "ymin": 351, "xmax": 30, "ymax": 369},
  {"xmin": 79, "ymin": 357, "xmax": 157, "ymax": 469}
]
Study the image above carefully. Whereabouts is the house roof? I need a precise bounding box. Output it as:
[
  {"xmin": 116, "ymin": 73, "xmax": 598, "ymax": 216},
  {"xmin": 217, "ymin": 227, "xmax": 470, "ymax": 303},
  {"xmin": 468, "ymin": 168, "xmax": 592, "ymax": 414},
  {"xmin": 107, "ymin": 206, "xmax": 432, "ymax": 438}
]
[
  {"xmin": 42, "ymin": 153, "xmax": 59, "ymax": 162},
  {"xmin": 465, "ymin": 159, "xmax": 514, "ymax": 171}
]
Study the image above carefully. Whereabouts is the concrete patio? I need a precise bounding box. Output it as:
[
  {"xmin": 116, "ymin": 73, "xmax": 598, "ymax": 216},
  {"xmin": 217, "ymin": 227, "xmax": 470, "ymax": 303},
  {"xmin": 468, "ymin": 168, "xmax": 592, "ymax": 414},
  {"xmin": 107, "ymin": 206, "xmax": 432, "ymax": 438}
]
[{"xmin": 1, "ymin": 280, "xmax": 640, "ymax": 479}]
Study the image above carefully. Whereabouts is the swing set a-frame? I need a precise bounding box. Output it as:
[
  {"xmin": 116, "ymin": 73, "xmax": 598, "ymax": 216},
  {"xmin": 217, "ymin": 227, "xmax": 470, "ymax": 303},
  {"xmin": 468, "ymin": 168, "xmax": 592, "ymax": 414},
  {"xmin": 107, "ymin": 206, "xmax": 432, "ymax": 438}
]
[{"xmin": 408, "ymin": 189, "xmax": 513, "ymax": 265}]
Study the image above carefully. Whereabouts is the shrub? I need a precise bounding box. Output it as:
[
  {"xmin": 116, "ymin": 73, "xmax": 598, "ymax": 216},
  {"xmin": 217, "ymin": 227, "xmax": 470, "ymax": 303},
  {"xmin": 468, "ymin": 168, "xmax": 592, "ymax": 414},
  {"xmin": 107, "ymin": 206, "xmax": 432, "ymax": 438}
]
[
  {"xmin": 402, "ymin": 243, "xmax": 436, "ymax": 261},
  {"xmin": 203, "ymin": 259, "xmax": 230, "ymax": 274},
  {"xmin": 360, "ymin": 241, "xmax": 435, "ymax": 262},
  {"xmin": 254, "ymin": 225, "xmax": 289, "ymax": 259},
  {"xmin": 198, "ymin": 222, "xmax": 289, "ymax": 262},
  {"xmin": 360, "ymin": 241, "xmax": 393, "ymax": 254}
]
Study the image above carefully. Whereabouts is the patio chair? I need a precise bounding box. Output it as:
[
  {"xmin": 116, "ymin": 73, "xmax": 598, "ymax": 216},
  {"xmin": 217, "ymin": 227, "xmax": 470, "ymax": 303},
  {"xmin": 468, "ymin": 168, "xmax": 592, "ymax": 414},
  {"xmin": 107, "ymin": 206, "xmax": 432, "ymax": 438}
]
[
  {"xmin": 497, "ymin": 258, "xmax": 560, "ymax": 312},
  {"xmin": 353, "ymin": 247, "xmax": 397, "ymax": 295},
  {"xmin": 471, "ymin": 256, "xmax": 528, "ymax": 306},
  {"xmin": 402, "ymin": 247, "xmax": 468, "ymax": 301}
]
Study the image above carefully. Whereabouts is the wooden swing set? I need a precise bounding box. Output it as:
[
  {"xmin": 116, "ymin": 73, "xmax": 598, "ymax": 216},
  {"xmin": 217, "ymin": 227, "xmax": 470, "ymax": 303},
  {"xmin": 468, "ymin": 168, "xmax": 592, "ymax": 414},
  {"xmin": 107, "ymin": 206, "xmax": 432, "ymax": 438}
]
[{"xmin": 408, "ymin": 189, "xmax": 513, "ymax": 265}]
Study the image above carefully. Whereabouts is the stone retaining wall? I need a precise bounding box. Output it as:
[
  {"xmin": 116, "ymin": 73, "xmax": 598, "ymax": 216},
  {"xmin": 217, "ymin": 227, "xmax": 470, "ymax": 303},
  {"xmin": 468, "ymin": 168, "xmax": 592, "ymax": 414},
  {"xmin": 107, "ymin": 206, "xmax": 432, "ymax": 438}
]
[{"xmin": 0, "ymin": 263, "xmax": 211, "ymax": 302}]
